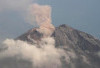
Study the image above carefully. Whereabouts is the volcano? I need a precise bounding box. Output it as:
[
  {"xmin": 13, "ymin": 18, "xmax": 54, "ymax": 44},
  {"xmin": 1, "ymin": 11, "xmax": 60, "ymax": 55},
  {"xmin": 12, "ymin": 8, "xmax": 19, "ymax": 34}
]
[{"xmin": 16, "ymin": 24, "xmax": 100, "ymax": 68}]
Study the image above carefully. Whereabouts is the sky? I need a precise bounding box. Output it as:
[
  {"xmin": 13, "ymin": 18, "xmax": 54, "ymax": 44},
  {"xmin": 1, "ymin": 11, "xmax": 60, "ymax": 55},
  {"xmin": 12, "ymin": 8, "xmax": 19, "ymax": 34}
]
[{"xmin": 0, "ymin": 0, "xmax": 100, "ymax": 42}]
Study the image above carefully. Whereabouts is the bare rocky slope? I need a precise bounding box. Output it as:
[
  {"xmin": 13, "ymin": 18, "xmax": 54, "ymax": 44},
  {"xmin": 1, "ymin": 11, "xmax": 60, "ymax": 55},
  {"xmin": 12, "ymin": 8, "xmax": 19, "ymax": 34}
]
[
  {"xmin": 16, "ymin": 24, "xmax": 100, "ymax": 68},
  {"xmin": 1, "ymin": 24, "xmax": 100, "ymax": 68},
  {"xmin": 52, "ymin": 24, "xmax": 100, "ymax": 68}
]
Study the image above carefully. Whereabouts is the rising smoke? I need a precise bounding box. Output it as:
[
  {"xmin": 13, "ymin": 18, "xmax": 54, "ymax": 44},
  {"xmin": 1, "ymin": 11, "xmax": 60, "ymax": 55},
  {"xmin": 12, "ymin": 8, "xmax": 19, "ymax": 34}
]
[
  {"xmin": 0, "ymin": 3, "xmax": 76, "ymax": 68},
  {"xmin": 27, "ymin": 4, "xmax": 55, "ymax": 37},
  {"xmin": 0, "ymin": 3, "xmax": 61, "ymax": 68}
]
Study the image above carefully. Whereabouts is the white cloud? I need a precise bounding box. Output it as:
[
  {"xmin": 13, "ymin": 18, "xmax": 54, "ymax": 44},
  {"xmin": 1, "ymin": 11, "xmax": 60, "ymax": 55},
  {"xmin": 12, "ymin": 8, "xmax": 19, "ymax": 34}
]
[
  {"xmin": 98, "ymin": 51, "xmax": 100, "ymax": 57},
  {"xmin": 0, "ymin": 37, "xmax": 77, "ymax": 68},
  {"xmin": 0, "ymin": 37, "xmax": 62, "ymax": 68},
  {"xmin": 0, "ymin": 0, "xmax": 33, "ymax": 11}
]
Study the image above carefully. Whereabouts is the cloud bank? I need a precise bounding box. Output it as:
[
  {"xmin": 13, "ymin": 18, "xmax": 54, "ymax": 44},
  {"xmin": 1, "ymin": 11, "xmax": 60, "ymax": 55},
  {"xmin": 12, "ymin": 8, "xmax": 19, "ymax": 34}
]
[
  {"xmin": 0, "ymin": 1, "xmax": 77, "ymax": 68},
  {"xmin": 0, "ymin": 37, "xmax": 64, "ymax": 68},
  {"xmin": 0, "ymin": 0, "xmax": 33, "ymax": 11},
  {"xmin": 0, "ymin": 37, "xmax": 77, "ymax": 68}
]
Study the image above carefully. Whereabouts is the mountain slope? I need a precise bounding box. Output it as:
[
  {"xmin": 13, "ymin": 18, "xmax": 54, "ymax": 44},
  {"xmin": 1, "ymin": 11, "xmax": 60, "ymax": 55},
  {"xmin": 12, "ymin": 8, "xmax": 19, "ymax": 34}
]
[
  {"xmin": 52, "ymin": 24, "xmax": 100, "ymax": 68},
  {"xmin": 16, "ymin": 24, "xmax": 100, "ymax": 68}
]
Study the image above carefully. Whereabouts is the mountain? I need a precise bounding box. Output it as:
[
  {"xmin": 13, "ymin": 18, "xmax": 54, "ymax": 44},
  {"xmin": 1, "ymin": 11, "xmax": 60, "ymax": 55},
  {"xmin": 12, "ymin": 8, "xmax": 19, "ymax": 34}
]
[{"xmin": 15, "ymin": 24, "xmax": 100, "ymax": 68}]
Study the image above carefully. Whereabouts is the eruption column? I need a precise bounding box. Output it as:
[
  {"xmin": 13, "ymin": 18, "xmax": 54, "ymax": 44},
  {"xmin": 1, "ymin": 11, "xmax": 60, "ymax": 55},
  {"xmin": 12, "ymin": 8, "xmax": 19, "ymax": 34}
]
[{"xmin": 28, "ymin": 4, "xmax": 55, "ymax": 37}]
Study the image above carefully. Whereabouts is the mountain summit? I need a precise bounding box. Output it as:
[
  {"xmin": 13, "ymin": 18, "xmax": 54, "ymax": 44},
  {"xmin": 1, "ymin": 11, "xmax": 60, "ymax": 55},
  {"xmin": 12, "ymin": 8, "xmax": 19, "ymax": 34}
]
[{"xmin": 16, "ymin": 24, "xmax": 100, "ymax": 68}]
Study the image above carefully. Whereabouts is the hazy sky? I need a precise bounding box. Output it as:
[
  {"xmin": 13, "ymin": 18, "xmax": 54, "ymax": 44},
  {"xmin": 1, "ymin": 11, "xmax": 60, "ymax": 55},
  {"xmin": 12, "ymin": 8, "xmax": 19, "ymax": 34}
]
[{"xmin": 0, "ymin": 0, "xmax": 100, "ymax": 42}]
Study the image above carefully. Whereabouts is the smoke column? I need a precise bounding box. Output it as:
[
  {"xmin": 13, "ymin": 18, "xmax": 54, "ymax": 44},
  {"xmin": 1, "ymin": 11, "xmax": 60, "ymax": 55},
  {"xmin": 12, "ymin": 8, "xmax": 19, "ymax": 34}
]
[
  {"xmin": 27, "ymin": 4, "xmax": 55, "ymax": 37},
  {"xmin": 0, "ymin": 3, "xmax": 77, "ymax": 68},
  {"xmin": 0, "ymin": 3, "xmax": 62, "ymax": 68}
]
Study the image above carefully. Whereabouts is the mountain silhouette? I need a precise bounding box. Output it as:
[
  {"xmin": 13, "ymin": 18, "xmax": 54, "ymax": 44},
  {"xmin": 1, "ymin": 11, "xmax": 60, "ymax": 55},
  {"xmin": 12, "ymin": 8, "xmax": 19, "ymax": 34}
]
[{"xmin": 16, "ymin": 24, "xmax": 100, "ymax": 68}]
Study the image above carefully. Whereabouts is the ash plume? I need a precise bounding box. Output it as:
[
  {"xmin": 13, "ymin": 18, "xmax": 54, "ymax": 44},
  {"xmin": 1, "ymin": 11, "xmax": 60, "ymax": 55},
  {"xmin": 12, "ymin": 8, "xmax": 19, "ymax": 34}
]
[
  {"xmin": 0, "ymin": 3, "xmax": 77, "ymax": 68},
  {"xmin": 0, "ymin": 4, "xmax": 67, "ymax": 68},
  {"xmin": 27, "ymin": 4, "xmax": 55, "ymax": 37}
]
